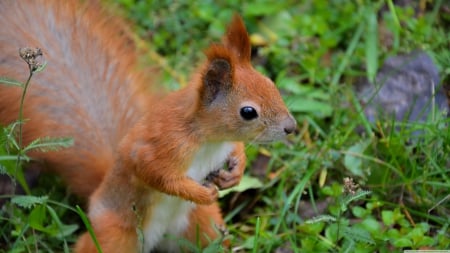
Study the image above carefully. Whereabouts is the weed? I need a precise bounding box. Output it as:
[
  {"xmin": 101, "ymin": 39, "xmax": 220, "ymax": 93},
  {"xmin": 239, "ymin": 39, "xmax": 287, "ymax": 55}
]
[
  {"xmin": 1, "ymin": 0, "xmax": 449, "ymax": 252},
  {"xmin": 1, "ymin": 48, "xmax": 75, "ymax": 252}
]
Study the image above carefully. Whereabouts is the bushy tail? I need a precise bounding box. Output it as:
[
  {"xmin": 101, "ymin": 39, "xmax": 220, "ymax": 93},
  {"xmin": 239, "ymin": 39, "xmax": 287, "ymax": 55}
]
[{"xmin": 0, "ymin": 0, "xmax": 151, "ymax": 198}]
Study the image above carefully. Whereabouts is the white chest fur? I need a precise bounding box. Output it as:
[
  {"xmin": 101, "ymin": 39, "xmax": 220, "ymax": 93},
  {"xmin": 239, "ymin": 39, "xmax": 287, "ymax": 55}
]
[{"xmin": 143, "ymin": 142, "xmax": 234, "ymax": 252}]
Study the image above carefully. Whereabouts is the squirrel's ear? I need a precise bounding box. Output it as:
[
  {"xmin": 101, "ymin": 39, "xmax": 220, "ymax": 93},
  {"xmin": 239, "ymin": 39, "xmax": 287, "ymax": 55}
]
[
  {"xmin": 201, "ymin": 58, "xmax": 233, "ymax": 105},
  {"xmin": 223, "ymin": 15, "xmax": 251, "ymax": 61}
]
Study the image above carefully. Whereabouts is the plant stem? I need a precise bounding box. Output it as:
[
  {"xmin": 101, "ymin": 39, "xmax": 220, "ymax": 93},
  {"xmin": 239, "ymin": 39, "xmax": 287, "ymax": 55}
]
[
  {"xmin": 336, "ymin": 199, "xmax": 342, "ymax": 245},
  {"xmin": 14, "ymin": 70, "xmax": 33, "ymax": 194},
  {"xmin": 18, "ymin": 71, "xmax": 33, "ymax": 150}
]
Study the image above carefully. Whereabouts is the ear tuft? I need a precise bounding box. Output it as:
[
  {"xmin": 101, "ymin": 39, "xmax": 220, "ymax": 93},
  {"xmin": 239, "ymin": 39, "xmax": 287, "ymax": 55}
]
[
  {"xmin": 201, "ymin": 58, "xmax": 233, "ymax": 105},
  {"xmin": 223, "ymin": 14, "xmax": 251, "ymax": 61}
]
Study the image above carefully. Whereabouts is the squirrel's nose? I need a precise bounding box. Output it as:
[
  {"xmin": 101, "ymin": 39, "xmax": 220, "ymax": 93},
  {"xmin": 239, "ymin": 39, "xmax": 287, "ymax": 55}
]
[{"xmin": 282, "ymin": 114, "xmax": 297, "ymax": 135}]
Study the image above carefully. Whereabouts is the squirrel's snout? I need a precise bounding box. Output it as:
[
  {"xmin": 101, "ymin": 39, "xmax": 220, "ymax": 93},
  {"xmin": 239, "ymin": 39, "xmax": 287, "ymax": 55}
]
[{"xmin": 282, "ymin": 115, "xmax": 297, "ymax": 135}]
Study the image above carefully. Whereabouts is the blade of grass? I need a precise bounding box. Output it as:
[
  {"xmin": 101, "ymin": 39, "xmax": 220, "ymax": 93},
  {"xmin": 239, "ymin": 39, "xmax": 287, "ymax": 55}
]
[
  {"xmin": 349, "ymin": 89, "xmax": 374, "ymax": 137},
  {"xmin": 427, "ymin": 0, "xmax": 443, "ymax": 37},
  {"xmin": 331, "ymin": 21, "xmax": 364, "ymax": 86},
  {"xmin": 76, "ymin": 205, "xmax": 103, "ymax": 253},
  {"xmin": 386, "ymin": 0, "xmax": 400, "ymax": 28},
  {"xmin": 365, "ymin": 6, "xmax": 378, "ymax": 83},
  {"xmin": 269, "ymin": 165, "xmax": 316, "ymax": 251},
  {"xmin": 252, "ymin": 216, "xmax": 261, "ymax": 253},
  {"xmin": 386, "ymin": 0, "xmax": 401, "ymax": 51}
]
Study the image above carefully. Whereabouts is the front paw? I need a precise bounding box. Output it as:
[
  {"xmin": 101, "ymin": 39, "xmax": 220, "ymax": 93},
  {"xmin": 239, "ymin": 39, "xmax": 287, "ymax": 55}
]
[
  {"xmin": 194, "ymin": 182, "xmax": 219, "ymax": 205},
  {"xmin": 210, "ymin": 157, "xmax": 244, "ymax": 190}
]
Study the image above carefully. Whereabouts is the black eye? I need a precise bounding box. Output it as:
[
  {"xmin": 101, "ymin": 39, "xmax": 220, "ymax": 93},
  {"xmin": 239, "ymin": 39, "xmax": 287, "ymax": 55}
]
[{"xmin": 240, "ymin": 106, "xmax": 258, "ymax": 120}]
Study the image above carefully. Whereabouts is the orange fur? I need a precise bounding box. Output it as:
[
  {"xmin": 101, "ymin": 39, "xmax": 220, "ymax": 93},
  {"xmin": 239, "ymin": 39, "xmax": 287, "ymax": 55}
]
[
  {"xmin": 183, "ymin": 203, "xmax": 227, "ymax": 248},
  {"xmin": 75, "ymin": 211, "xmax": 138, "ymax": 252},
  {"xmin": 0, "ymin": 1, "xmax": 296, "ymax": 252},
  {"xmin": 0, "ymin": 0, "xmax": 150, "ymax": 198}
]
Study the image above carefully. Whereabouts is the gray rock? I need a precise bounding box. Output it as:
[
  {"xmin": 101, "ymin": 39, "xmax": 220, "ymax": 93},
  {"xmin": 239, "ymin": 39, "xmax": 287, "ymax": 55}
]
[{"xmin": 356, "ymin": 51, "xmax": 448, "ymax": 123}]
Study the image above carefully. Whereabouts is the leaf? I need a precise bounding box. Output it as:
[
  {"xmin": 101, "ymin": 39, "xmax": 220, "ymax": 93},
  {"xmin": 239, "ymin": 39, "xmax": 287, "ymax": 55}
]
[
  {"xmin": 286, "ymin": 96, "xmax": 333, "ymax": 118},
  {"xmin": 219, "ymin": 175, "xmax": 263, "ymax": 197},
  {"xmin": 387, "ymin": 228, "xmax": 400, "ymax": 240},
  {"xmin": 321, "ymin": 182, "xmax": 343, "ymax": 197},
  {"xmin": 393, "ymin": 238, "xmax": 412, "ymax": 248},
  {"xmin": 414, "ymin": 236, "xmax": 435, "ymax": 248},
  {"xmin": 0, "ymin": 76, "xmax": 23, "ymax": 87},
  {"xmin": 408, "ymin": 224, "xmax": 433, "ymax": 247},
  {"xmin": 305, "ymin": 215, "xmax": 336, "ymax": 224},
  {"xmin": 352, "ymin": 206, "xmax": 369, "ymax": 218},
  {"xmin": 29, "ymin": 205, "xmax": 47, "ymax": 231},
  {"xmin": 343, "ymin": 226, "xmax": 375, "ymax": 245},
  {"xmin": 24, "ymin": 136, "xmax": 73, "ymax": 153},
  {"xmin": 298, "ymin": 221, "xmax": 325, "ymax": 234},
  {"xmin": 344, "ymin": 140, "xmax": 371, "ymax": 177},
  {"xmin": 241, "ymin": 236, "xmax": 256, "ymax": 250},
  {"xmin": 46, "ymin": 205, "xmax": 78, "ymax": 238},
  {"xmin": 382, "ymin": 210, "xmax": 394, "ymax": 226},
  {"xmin": 342, "ymin": 239, "xmax": 355, "ymax": 253},
  {"xmin": 11, "ymin": 195, "xmax": 48, "ymax": 209},
  {"xmin": 33, "ymin": 61, "xmax": 48, "ymax": 73},
  {"xmin": 360, "ymin": 217, "xmax": 382, "ymax": 235},
  {"xmin": 1, "ymin": 122, "xmax": 20, "ymax": 149},
  {"xmin": 203, "ymin": 242, "xmax": 223, "ymax": 253},
  {"xmin": 325, "ymin": 223, "xmax": 341, "ymax": 243},
  {"xmin": 343, "ymin": 190, "xmax": 372, "ymax": 206}
]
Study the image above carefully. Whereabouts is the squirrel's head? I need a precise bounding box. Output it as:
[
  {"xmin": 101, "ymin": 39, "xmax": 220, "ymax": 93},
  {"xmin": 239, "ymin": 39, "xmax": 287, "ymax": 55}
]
[{"xmin": 195, "ymin": 15, "xmax": 296, "ymax": 144}]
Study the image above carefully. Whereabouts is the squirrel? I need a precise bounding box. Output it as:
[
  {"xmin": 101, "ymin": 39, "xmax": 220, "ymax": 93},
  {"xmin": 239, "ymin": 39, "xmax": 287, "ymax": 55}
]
[{"xmin": 0, "ymin": 1, "xmax": 296, "ymax": 252}]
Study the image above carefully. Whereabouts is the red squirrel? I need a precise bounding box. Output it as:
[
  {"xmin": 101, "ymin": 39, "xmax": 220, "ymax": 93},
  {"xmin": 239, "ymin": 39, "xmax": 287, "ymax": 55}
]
[{"xmin": 0, "ymin": 1, "xmax": 296, "ymax": 252}]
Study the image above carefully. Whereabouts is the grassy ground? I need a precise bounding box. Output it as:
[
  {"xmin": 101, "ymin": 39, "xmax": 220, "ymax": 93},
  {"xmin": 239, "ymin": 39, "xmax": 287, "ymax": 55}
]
[{"xmin": 1, "ymin": 0, "xmax": 449, "ymax": 252}]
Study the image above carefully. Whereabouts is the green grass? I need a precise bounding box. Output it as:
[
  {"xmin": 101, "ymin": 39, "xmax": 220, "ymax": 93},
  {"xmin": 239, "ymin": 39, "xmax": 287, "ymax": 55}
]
[{"xmin": 1, "ymin": 0, "xmax": 449, "ymax": 252}]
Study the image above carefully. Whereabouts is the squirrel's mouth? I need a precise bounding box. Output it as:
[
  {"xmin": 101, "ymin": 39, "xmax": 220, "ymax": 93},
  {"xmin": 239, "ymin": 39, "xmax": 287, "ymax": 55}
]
[
  {"xmin": 248, "ymin": 129, "xmax": 291, "ymax": 145},
  {"xmin": 248, "ymin": 137, "xmax": 285, "ymax": 145}
]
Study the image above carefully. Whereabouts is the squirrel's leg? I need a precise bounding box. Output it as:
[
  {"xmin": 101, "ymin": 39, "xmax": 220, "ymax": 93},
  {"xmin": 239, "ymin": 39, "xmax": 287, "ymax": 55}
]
[
  {"xmin": 133, "ymin": 144, "xmax": 219, "ymax": 205},
  {"xmin": 74, "ymin": 210, "xmax": 138, "ymax": 253},
  {"xmin": 182, "ymin": 202, "xmax": 230, "ymax": 249}
]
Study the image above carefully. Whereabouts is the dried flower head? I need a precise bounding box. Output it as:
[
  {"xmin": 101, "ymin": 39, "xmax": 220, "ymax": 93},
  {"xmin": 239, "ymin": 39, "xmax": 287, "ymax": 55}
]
[
  {"xmin": 19, "ymin": 47, "xmax": 44, "ymax": 72},
  {"xmin": 343, "ymin": 177, "xmax": 359, "ymax": 195}
]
